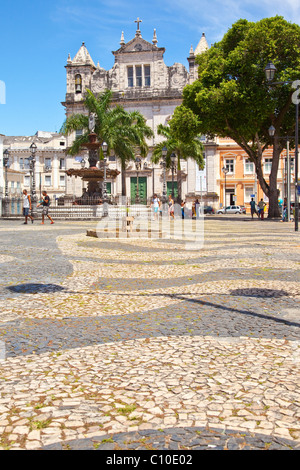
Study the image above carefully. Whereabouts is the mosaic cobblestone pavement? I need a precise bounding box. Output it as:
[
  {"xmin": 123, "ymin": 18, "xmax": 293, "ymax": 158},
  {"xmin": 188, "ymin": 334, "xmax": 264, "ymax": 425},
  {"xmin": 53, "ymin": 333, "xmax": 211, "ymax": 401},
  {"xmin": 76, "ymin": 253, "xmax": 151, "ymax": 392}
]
[{"xmin": 0, "ymin": 217, "xmax": 299, "ymax": 450}]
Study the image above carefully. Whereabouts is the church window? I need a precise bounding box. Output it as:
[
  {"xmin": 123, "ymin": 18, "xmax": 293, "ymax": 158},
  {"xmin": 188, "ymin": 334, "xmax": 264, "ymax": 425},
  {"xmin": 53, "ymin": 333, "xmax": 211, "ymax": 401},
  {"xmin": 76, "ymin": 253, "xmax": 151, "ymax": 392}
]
[
  {"xmin": 75, "ymin": 74, "xmax": 82, "ymax": 94},
  {"xmin": 45, "ymin": 158, "xmax": 52, "ymax": 170},
  {"xmin": 144, "ymin": 65, "xmax": 151, "ymax": 86},
  {"xmin": 136, "ymin": 66, "xmax": 142, "ymax": 87},
  {"xmin": 127, "ymin": 67, "xmax": 134, "ymax": 87},
  {"xmin": 127, "ymin": 65, "xmax": 151, "ymax": 88},
  {"xmin": 45, "ymin": 175, "xmax": 52, "ymax": 187}
]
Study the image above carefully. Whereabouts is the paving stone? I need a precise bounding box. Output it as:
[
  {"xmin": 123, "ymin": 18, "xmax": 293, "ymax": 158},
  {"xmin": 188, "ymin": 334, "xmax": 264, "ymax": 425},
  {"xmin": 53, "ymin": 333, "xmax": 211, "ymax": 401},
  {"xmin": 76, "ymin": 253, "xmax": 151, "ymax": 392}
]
[{"xmin": 0, "ymin": 219, "xmax": 299, "ymax": 450}]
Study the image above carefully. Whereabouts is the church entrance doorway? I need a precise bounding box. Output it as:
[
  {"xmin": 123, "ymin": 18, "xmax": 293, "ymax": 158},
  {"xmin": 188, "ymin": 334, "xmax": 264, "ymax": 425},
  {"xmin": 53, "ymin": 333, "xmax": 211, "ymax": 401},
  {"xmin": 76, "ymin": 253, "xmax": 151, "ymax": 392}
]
[
  {"xmin": 167, "ymin": 181, "xmax": 178, "ymax": 199},
  {"xmin": 130, "ymin": 176, "xmax": 147, "ymax": 204}
]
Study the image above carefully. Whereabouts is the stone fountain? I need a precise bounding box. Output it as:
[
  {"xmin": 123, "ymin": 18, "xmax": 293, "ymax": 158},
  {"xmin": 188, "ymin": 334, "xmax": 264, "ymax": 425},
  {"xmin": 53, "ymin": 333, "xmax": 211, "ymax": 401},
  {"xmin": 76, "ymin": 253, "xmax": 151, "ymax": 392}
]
[{"xmin": 65, "ymin": 118, "xmax": 119, "ymax": 204}]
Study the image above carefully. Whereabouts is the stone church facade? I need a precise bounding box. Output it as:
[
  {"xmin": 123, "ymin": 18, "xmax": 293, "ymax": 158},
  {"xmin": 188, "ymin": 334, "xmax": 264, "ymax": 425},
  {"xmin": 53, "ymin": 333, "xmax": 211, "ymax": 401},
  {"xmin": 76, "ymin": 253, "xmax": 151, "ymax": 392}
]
[{"xmin": 62, "ymin": 22, "xmax": 219, "ymax": 205}]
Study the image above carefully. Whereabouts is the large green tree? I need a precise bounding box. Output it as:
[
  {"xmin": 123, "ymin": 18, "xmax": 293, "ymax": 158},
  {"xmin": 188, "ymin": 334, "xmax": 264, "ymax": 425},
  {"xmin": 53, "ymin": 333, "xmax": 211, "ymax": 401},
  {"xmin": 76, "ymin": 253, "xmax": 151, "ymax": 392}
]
[
  {"xmin": 152, "ymin": 106, "xmax": 204, "ymax": 202},
  {"xmin": 183, "ymin": 16, "xmax": 300, "ymax": 217},
  {"xmin": 61, "ymin": 89, "xmax": 153, "ymax": 196}
]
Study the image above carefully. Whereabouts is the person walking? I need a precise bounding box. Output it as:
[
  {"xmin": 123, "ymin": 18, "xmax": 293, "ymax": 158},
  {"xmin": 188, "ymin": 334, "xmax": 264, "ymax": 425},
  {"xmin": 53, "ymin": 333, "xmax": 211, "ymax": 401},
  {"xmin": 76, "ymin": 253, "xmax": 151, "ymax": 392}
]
[
  {"xmin": 22, "ymin": 189, "xmax": 34, "ymax": 224},
  {"xmin": 151, "ymin": 194, "xmax": 160, "ymax": 221},
  {"xmin": 282, "ymin": 197, "xmax": 287, "ymax": 222},
  {"xmin": 258, "ymin": 198, "xmax": 267, "ymax": 219},
  {"xmin": 168, "ymin": 194, "xmax": 175, "ymax": 220},
  {"xmin": 159, "ymin": 199, "xmax": 163, "ymax": 218},
  {"xmin": 181, "ymin": 200, "xmax": 185, "ymax": 219},
  {"xmin": 195, "ymin": 198, "xmax": 200, "ymax": 219},
  {"xmin": 250, "ymin": 198, "xmax": 258, "ymax": 219},
  {"xmin": 37, "ymin": 190, "xmax": 54, "ymax": 225},
  {"xmin": 192, "ymin": 200, "xmax": 196, "ymax": 219}
]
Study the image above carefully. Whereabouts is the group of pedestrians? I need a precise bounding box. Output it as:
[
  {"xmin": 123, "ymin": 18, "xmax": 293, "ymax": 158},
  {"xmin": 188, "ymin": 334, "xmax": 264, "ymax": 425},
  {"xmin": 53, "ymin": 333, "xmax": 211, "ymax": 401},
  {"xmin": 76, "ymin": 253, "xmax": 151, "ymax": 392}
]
[
  {"xmin": 150, "ymin": 194, "xmax": 176, "ymax": 220},
  {"xmin": 22, "ymin": 189, "xmax": 54, "ymax": 225},
  {"xmin": 250, "ymin": 197, "xmax": 267, "ymax": 219},
  {"xmin": 250, "ymin": 196, "xmax": 293, "ymax": 221},
  {"xmin": 150, "ymin": 195, "xmax": 202, "ymax": 220},
  {"xmin": 281, "ymin": 197, "xmax": 295, "ymax": 222}
]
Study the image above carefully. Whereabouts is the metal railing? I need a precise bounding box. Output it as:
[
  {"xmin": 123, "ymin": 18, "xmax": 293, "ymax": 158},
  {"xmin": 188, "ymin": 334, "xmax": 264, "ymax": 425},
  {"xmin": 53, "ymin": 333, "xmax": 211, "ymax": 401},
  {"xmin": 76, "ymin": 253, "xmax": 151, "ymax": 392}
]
[
  {"xmin": 0, "ymin": 195, "xmax": 151, "ymax": 219},
  {"xmin": 1, "ymin": 196, "xmax": 23, "ymax": 217}
]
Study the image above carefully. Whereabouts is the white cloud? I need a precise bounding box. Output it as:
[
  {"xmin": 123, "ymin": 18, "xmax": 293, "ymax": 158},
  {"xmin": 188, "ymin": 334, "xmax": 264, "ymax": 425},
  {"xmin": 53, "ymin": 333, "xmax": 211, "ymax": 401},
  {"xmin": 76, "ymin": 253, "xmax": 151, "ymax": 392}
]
[
  {"xmin": 48, "ymin": 0, "xmax": 300, "ymax": 67},
  {"xmin": 164, "ymin": 0, "xmax": 300, "ymax": 43}
]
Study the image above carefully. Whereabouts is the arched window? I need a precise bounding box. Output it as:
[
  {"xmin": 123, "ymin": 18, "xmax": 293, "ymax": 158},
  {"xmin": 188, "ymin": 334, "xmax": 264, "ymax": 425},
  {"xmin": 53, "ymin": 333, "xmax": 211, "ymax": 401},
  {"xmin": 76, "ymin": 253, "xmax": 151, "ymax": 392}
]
[{"xmin": 75, "ymin": 74, "xmax": 82, "ymax": 94}]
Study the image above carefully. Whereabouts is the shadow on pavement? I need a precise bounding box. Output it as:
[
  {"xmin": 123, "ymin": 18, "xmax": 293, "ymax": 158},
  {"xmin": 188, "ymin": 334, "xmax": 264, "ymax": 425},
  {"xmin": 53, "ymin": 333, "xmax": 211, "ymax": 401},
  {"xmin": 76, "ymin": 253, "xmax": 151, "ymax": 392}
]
[
  {"xmin": 7, "ymin": 283, "xmax": 67, "ymax": 294},
  {"xmin": 0, "ymin": 289, "xmax": 299, "ymax": 358}
]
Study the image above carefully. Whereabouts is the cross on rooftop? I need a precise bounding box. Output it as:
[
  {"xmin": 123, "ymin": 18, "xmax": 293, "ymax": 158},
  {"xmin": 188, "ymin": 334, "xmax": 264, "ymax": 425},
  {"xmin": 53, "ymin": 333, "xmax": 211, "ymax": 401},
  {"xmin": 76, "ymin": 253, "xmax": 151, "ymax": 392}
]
[{"xmin": 135, "ymin": 17, "xmax": 142, "ymax": 30}]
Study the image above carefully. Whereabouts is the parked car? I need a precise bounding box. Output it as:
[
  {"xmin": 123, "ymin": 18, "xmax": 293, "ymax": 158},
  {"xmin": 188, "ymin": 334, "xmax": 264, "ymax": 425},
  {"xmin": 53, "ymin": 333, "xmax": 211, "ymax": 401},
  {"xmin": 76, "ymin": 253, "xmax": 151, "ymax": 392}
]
[
  {"xmin": 217, "ymin": 205, "xmax": 245, "ymax": 214},
  {"xmin": 204, "ymin": 206, "xmax": 215, "ymax": 214}
]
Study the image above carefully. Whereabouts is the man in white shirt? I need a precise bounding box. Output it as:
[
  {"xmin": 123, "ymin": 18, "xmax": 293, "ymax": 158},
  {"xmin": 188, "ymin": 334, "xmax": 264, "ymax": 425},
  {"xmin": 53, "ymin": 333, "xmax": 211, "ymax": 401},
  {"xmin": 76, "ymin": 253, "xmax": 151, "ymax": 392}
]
[{"xmin": 22, "ymin": 189, "xmax": 34, "ymax": 224}]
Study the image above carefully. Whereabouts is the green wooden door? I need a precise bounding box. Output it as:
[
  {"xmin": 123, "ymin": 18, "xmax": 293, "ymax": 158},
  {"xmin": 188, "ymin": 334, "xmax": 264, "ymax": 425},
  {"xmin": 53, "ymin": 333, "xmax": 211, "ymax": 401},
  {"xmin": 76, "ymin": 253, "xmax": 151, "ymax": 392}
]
[
  {"xmin": 167, "ymin": 181, "xmax": 178, "ymax": 199},
  {"xmin": 130, "ymin": 177, "xmax": 147, "ymax": 204}
]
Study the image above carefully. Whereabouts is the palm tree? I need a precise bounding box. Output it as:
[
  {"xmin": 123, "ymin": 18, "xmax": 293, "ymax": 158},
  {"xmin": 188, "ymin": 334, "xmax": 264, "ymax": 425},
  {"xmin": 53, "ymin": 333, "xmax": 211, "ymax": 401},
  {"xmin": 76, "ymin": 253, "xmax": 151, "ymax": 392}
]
[
  {"xmin": 111, "ymin": 109, "xmax": 153, "ymax": 197},
  {"xmin": 60, "ymin": 89, "xmax": 153, "ymax": 197},
  {"xmin": 152, "ymin": 124, "xmax": 204, "ymax": 202}
]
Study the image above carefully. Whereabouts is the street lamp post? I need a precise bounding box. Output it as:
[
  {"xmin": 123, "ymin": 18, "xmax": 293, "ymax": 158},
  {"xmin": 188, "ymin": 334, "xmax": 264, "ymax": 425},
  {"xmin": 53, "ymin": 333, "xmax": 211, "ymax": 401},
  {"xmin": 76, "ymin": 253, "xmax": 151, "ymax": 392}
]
[
  {"xmin": 80, "ymin": 158, "xmax": 86, "ymax": 196},
  {"xmin": 268, "ymin": 125, "xmax": 292, "ymax": 222},
  {"xmin": 222, "ymin": 166, "xmax": 229, "ymax": 213},
  {"xmin": 287, "ymin": 143, "xmax": 291, "ymax": 222},
  {"xmin": 170, "ymin": 152, "xmax": 176, "ymax": 199},
  {"xmin": 102, "ymin": 141, "xmax": 108, "ymax": 217},
  {"xmin": 264, "ymin": 61, "xmax": 299, "ymax": 231},
  {"xmin": 29, "ymin": 142, "xmax": 37, "ymax": 219},
  {"xmin": 3, "ymin": 149, "xmax": 10, "ymax": 217},
  {"xmin": 296, "ymin": 99, "xmax": 299, "ymax": 231},
  {"xmin": 161, "ymin": 146, "xmax": 167, "ymax": 203},
  {"xmin": 135, "ymin": 156, "xmax": 142, "ymax": 204}
]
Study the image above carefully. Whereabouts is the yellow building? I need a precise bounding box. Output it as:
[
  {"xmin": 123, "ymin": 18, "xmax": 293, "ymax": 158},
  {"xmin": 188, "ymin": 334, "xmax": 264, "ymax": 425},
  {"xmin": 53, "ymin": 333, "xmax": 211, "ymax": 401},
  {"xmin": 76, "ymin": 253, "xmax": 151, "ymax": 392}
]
[{"xmin": 218, "ymin": 137, "xmax": 295, "ymax": 213}]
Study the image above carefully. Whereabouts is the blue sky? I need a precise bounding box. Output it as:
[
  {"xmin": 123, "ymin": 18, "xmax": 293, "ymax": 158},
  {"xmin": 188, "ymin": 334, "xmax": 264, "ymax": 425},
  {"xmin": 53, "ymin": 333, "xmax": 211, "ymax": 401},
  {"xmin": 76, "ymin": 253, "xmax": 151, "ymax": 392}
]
[{"xmin": 1, "ymin": 0, "xmax": 300, "ymax": 136}]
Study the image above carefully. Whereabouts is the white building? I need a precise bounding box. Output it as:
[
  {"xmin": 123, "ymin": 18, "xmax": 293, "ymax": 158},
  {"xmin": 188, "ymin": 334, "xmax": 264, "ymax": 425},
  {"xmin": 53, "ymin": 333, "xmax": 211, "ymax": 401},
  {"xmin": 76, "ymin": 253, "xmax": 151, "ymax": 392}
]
[
  {"xmin": 3, "ymin": 131, "xmax": 67, "ymax": 201},
  {"xmin": 62, "ymin": 21, "xmax": 219, "ymax": 204},
  {"xmin": 0, "ymin": 134, "xmax": 4, "ymax": 214}
]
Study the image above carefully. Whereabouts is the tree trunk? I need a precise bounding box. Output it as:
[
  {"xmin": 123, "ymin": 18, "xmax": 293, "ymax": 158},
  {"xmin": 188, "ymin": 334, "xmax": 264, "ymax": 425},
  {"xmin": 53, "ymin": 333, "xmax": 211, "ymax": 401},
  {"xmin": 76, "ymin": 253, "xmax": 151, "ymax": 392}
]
[
  {"xmin": 268, "ymin": 183, "xmax": 280, "ymax": 218},
  {"xmin": 256, "ymin": 160, "xmax": 280, "ymax": 218},
  {"xmin": 248, "ymin": 143, "xmax": 281, "ymax": 219},
  {"xmin": 176, "ymin": 156, "xmax": 182, "ymax": 203}
]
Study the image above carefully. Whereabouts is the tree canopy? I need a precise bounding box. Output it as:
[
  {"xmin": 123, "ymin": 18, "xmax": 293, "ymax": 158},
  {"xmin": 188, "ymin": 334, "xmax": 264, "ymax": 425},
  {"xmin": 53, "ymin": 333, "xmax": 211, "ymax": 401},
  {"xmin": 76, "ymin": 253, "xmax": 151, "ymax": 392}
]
[
  {"xmin": 152, "ymin": 106, "xmax": 204, "ymax": 202},
  {"xmin": 183, "ymin": 16, "xmax": 300, "ymax": 217}
]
